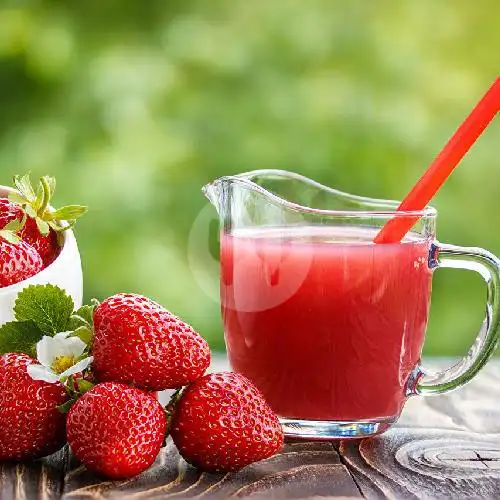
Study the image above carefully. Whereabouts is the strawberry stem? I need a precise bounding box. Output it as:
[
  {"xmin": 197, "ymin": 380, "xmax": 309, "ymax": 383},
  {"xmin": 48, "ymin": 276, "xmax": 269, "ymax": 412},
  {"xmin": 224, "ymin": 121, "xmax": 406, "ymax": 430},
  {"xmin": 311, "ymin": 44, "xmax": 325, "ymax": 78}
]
[
  {"xmin": 38, "ymin": 176, "xmax": 51, "ymax": 217},
  {"xmin": 167, "ymin": 387, "xmax": 184, "ymax": 409},
  {"xmin": 165, "ymin": 387, "xmax": 184, "ymax": 419},
  {"xmin": 162, "ymin": 388, "xmax": 185, "ymax": 445}
]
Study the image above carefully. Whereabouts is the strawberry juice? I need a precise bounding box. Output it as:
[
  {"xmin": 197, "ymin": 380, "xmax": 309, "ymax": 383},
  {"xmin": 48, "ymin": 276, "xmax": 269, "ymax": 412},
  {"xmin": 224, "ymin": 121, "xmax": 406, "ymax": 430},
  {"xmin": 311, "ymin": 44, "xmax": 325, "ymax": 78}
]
[{"xmin": 221, "ymin": 226, "xmax": 433, "ymax": 421}]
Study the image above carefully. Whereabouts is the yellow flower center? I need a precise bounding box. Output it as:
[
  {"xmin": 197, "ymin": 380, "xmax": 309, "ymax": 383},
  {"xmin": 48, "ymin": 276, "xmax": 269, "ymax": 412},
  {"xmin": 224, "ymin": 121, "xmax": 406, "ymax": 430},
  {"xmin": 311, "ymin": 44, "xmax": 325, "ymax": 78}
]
[{"xmin": 51, "ymin": 355, "xmax": 77, "ymax": 374}]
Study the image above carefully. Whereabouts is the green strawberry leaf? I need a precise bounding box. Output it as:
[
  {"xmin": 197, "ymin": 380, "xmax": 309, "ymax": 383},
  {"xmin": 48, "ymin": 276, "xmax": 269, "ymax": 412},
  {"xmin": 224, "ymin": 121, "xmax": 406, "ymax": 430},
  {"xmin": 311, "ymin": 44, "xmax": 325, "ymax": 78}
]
[
  {"xmin": 68, "ymin": 305, "xmax": 95, "ymax": 330},
  {"xmin": 2, "ymin": 219, "xmax": 22, "ymax": 232},
  {"xmin": 24, "ymin": 204, "xmax": 37, "ymax": 218},
  {"xmin": 44, "ymin": 176, "xmax": 56, "ymax": 198},
  {"xmin": 45, "ymin": 175, "xmax": 57, "ymax": 196},
  {"xmin": 75, "ymin": 305, "xmax": 94, "ymax": 326},
  {"xmin": 35, "ymin": 217, "xmax": 50, "ymax": 236},
  {"xmin": 13, "ymin": 173, "xmax": 36, "ymax": 203},
  {"xmin": 70, "ymin": 326, "xmax": 93, "ymax": 345},
  {"xmin": 34, "ymin": 182, "xmax": 43, "ymax": 212},
  {"xmin": 51, "ymin": 205, "xmax": 88, "ymax": 222},
  {"xmin": 0, "ymin": 320, "xmax": 45, "ymax": 357},
  {"xmin": 77, "ymin": 379, "xmax": 94, "ymax": 394},
  {"xmin": 14, "ymin": 284, "xmax": 74, "ymax": 336},
  {"xmin": 8, "ymin": 191, "xmax": 29, "ymax": 206},
  {"xmin": 0, "ymin": 230, "xmax": 21, "ymax": 244},
  {"xmin": 56, "ymin": 400, "xmax": 75, "ymax": 414}
]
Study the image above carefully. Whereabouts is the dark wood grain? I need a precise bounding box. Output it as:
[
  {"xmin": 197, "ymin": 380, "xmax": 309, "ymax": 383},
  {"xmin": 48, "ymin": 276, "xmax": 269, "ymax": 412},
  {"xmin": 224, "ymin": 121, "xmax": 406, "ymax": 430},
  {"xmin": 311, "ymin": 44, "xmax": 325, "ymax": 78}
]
[
  {"xmin": 333, "ymin": 361, "xmax": 500, "ymax": 500},
  {"xmin": 2, "ymin": 359, "xmax": 500, "ymax": 499},
  {"xmin": 340, "ymin": 428, "xmax": 500, "ymax": 499},
  {"xmin": 0, "ymin": 448, "xmax": 68, "ymax": 500},
  {"xmin": 62, "ymin": 440, "xmax": 361, "ymax": 499}
]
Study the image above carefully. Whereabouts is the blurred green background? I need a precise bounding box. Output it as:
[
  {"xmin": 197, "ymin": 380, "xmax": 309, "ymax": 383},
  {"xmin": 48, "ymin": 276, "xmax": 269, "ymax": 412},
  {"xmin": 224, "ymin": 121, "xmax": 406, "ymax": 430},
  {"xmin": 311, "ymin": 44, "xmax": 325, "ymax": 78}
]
[{"xmin": 0, "ymin": 0, "xmax": 498, "ymax": 355}]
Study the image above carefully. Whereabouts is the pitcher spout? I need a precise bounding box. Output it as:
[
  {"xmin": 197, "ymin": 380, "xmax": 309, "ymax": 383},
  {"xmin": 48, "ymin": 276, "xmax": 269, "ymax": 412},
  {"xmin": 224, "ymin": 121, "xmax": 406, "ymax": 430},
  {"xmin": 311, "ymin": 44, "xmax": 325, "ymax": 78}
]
[
  {"xmin": 202, "ymin": 179, "xmax": 223, "ymax": 215},
  {"xmin": 202, "ymin": 169, "xmax": 435, "ymax": 226}
]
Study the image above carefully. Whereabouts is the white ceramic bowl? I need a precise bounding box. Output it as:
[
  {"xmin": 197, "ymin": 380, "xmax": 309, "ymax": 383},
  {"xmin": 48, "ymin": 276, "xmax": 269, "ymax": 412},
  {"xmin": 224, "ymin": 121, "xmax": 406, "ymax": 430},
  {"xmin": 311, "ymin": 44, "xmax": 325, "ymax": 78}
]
[{"xmin": 0, "ymin": 186, "xmax": 83, "ymax": 326}]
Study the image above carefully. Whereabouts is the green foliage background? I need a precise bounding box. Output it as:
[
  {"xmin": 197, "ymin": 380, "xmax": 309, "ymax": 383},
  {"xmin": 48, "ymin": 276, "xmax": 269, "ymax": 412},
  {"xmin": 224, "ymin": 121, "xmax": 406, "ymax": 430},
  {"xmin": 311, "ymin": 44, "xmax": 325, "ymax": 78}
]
[{"xmin": 0, "ymin": 1, "xmax": 499, "ymax": 354}]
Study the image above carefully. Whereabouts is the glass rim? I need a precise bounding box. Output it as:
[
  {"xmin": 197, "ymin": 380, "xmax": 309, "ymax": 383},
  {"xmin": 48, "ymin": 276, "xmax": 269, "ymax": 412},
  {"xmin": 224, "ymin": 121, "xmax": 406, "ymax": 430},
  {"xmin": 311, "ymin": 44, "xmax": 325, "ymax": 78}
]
[{"xmin": 214, "ymin": 169, "xmax": 437, "ymax": 218}]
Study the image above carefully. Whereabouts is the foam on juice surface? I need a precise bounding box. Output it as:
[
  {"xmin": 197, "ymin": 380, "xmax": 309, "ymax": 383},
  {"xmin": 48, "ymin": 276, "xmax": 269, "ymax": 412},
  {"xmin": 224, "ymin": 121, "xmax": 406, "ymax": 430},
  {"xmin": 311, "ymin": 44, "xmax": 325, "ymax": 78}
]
[{"xmin": 230, "ymin": 225, "xmax": 427, "ymax": 245}]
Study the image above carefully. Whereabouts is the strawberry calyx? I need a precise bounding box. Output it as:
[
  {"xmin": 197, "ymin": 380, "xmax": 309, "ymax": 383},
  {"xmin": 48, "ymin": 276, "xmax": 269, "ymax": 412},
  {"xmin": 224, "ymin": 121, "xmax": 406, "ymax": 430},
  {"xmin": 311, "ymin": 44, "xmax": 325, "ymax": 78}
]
[
  {"xmin": 57, "ymin": 375, "xmax": 95, "ymax": 414},
  {"xmin": 9, "ymin": 173, "xmax": 87, "ymax": 238},
  {"xmin": 167, "ymin": 387, "xmax": 184, "ymax": 407},
  {"xmin": 0, "ymin": 218, "xmax": 23, "ymax": 244},
  {"xmin": 161, "ymin": 387, "xmax": 184, "ymax": 445},
  {"xmin": 165, "ymin": 387, "xmax": 184, "ymax": 420}
]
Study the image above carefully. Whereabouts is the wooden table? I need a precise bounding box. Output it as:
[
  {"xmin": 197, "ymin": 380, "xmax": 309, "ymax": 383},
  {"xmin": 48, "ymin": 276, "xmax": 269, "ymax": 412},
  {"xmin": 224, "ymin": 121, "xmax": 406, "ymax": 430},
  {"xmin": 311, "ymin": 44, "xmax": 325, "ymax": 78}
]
[{"xmin": 2, "ymin": 358, "xmax": 500, "ymax": 499}]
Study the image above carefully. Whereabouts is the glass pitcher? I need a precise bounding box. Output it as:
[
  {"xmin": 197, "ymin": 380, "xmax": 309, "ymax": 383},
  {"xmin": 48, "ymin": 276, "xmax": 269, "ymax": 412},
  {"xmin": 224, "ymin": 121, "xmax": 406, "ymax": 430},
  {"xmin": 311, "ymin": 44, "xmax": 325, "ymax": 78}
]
[{"xmin": 203, "ymin": 169, "xmax": 500, "ymax": 440}]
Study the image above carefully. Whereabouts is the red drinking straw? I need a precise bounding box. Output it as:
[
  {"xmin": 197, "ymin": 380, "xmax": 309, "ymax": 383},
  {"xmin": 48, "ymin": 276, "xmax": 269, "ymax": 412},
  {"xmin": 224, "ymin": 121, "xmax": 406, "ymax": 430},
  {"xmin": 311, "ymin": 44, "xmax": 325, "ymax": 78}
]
[{"xmin": 375, "ymin": 77, "xmax": 500, "ymax": 244}]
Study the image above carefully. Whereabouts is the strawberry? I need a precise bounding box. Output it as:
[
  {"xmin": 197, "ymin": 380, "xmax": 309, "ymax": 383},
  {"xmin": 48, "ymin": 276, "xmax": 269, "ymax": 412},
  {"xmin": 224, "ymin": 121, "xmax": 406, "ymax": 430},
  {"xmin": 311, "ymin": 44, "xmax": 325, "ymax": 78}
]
[
  {"xmin": 66, "ymin": 382, "xmax": 167, "ymax": 479},
  {"xmin": 0, "ymin": 353, "xmax": 68, "ymax": 461},
  {"xmin": 20, "ymin": 217, "xmax": 60, "ymax": 267},
  {"xmin": 0, "ymin": 197, "xmax": 58, "ymax": 266},
  {"xmin": 5, "ymin": 173, "xmax": 87, "ymax": 268},
  {"xmin": 170, "ymin": 372, "xmax": 284, "ymax": 472},
  {"xmin": 0, "ymin": 198, "xmax": 23, "ymax": 229},
  {"xmin": 92, "ymin": 294, "xmax": 211, "ymax": 391},
  {"xmin": 0, "ymin": 237, "xmax": 43, "ymax": 288}
]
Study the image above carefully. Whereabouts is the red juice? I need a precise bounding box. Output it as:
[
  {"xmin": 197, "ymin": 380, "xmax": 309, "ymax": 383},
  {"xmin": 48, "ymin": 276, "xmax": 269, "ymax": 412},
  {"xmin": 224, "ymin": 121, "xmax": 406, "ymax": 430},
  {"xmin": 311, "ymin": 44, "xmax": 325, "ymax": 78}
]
[{"xmin": 221, "ymin": 227, "xmax": 433, "ymax": 421}]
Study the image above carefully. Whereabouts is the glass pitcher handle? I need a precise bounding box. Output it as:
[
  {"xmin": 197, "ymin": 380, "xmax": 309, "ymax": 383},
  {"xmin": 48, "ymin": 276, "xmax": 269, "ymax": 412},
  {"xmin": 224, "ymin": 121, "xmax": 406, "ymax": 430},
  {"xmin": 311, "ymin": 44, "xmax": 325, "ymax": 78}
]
[{"xmin": 411, "ymin": 242, "xmax": 500, "ymax": 396}]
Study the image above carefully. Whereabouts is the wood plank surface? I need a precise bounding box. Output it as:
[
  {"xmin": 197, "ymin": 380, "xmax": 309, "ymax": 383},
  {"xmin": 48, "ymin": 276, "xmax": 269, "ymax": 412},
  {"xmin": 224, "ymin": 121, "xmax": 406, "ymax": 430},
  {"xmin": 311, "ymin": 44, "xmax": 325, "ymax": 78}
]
[
  {"xmin": 0, "ymin": 448, "xmax": 68, "ymax": 500},
  {"xmin": 1, "ymin": 359, "xmax": 500, "ymax": 499},
  {"xmin": 62, "ymin": 441, "xmax": 360, "ymax": 499},
  {"xmin": 340, "ymin": 429, "xmax": 500, "ymax": 499}
]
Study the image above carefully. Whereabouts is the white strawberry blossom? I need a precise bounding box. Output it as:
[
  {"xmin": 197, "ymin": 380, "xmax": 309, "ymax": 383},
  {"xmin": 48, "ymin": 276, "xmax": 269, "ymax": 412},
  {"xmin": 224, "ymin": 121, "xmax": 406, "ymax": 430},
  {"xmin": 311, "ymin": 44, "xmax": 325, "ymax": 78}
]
[{"xmin": 27, "ymin": 332, "xmax": 93, "ymax": 383}]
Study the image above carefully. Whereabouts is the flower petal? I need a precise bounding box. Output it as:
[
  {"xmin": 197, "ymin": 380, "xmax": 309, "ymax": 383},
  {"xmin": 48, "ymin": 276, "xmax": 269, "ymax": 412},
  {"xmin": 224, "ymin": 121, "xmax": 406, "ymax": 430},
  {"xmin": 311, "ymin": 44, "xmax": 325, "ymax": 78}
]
[
  {"xmin": 36, "ymin": 336, "xmax": 57, "ymax": 367},
  {"xmin": 27, "ymin": 364, "xmax": 60, "ymax": 383},
  {"xmin": 60, "ymin": 356, "xmax": 93, "ymax": 378},
  {"xmin": 35, "ymin": 331, "xmax": 88, "ymax": 368},
  {"xmin": 64, "ymin": 337, "xmax": 87, "ymax": 358},
  {"xmin": 51, "ymin": 335, "xmax": 87, "ymax": 359}
]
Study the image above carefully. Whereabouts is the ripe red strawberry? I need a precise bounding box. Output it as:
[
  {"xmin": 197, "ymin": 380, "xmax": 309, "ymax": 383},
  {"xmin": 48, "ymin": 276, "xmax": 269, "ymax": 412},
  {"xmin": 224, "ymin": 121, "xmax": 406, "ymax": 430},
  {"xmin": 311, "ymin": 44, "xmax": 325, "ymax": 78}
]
[
  {"xmin": 0, "ymin": 238, "xmax": 43, "ymax": 287},
  {"xmin": 170, "ymin": 372, "xmax": 284, "ymax": 472},
  {"xmin": 0, "ymin": 198, "xmax": 23, "ymax": 229},
  {"xmin": 66, "ymin": 382, "xmax": 167, "ymax": 479},
  {"xmin": 0, "ymin": 353, "xmax": 68, "ymax": 461},
  {"xmin": 92, "ymin": 294, "xmax": 211, "ymax": 391},
  {"xmin": 20, "ymin": 217, "xmax": 60, "ymax": 267},
  {"xmin": 1, "ymin": 174, "xmax": 87, "ymax": 268},
  {"xmin": 0, "ymin": 196, "xmax": 60, "ymax": 267}
]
